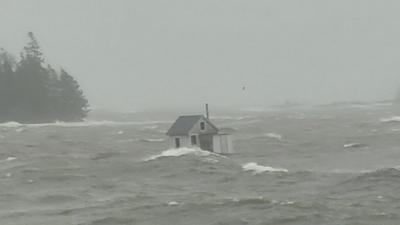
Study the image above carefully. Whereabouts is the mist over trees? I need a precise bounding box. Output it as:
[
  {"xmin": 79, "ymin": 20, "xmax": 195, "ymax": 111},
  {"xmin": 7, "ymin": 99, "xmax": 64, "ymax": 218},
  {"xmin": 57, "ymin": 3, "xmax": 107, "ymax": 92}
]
[{"xmin": 0, "ymin": 32, "xmax": 89, "ymax": 123}]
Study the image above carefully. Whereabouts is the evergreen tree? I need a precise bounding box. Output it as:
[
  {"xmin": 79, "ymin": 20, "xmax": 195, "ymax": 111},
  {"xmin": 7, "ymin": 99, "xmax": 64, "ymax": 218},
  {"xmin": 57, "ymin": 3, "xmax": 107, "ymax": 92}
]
[
  {"xmin": 22, "ymin": 32, "xmax": 44, "ymax": 63},
  {"xmin": 45, "ymin": 64, "xmax": 62, "ymax": 121},
  {"xmin": 0, "ymin": 32, "xmax": 89, "ymax": 123},
  {"xmin": 58, "ymin": 69, "xmax": 89, "ymax": 121},
  {"xmin": 0, "ymin": 49, "xmax": 16, "ymax": 121},
  {"xmin": 15, "ymin": 33, "xmax": 48, "ymax": 122}
]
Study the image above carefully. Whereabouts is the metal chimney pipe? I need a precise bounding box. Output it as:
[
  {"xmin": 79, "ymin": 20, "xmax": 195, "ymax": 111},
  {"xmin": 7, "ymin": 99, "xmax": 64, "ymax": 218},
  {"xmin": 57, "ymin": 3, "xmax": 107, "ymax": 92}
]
[{"xmin": 206, "ymin": 103, "xmax": 209, "ymax": 119}]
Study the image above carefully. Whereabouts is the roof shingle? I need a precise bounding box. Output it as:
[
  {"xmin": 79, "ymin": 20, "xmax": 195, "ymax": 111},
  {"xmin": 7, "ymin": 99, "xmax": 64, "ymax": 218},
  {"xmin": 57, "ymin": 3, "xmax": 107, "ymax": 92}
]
[{"xmin": 166, "ymin": 115, "xmax": 203, "ymax": 136}]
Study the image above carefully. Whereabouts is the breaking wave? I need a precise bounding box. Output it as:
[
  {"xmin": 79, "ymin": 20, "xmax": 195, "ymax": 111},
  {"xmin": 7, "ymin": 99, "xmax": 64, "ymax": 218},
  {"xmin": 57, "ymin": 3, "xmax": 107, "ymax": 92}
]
[
  {"xmin": 242, "ymin": 162, "xmax": 288, "ymax": 174},
  {"xmin": 380, "ymin": 116, "xmax": 400, "ymax": 123},
  {"xmin": 144, "ymin": 147, "xmax": 215, "ymax": 161},
  {"xmin": 0, "ymin": 121, "xmax": 23, "ymax": 128},
  {"xmin": 344, "ymin": 143, "xmax": 367, "ymax": 149},
  {"xmin": 0, "ymin": 120, "xmax": 171, "ymax": 128},
  {"xmin": 263, "ymin": 133, "xmax": 283, "ymax": 141},
  {"xmin": 1, "ymin": 156, "xmax": 17, "ymax": 163}
]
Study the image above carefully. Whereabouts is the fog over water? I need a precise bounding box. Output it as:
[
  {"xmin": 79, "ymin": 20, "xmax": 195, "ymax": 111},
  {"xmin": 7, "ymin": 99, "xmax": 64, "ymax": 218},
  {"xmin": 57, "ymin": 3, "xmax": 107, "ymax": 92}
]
[{"xmin": 1, "ymin": 0, "xmax": 399, "ymax": 110}]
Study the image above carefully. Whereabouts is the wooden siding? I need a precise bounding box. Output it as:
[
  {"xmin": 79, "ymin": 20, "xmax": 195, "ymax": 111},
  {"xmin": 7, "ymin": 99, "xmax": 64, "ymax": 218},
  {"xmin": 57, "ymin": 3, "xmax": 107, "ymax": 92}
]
[{"xmin": 189, "ymin": 117, "xmax": 218, "ymax": 135}]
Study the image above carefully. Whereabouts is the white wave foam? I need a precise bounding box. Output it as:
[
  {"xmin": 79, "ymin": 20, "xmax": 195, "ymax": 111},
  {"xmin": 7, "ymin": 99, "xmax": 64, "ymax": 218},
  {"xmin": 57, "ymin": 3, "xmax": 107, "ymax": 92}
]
[
  {"xmin": 0, "ymin": 122, "xmax": 24, "ymax": 128},
  {"xmin": 140, "ymin": 138, "xmax": 165, "ymax": 143},
  {"xmin": 6, "ymin": 157, "xmax": 16, "ymax": 161},
  {"xmin": 344, "ymin": 143, "xmax": 366, "ymax": 148},
  {"xmin": 167, "ymin": 201, "xmax": 179, "ymax": 206},
  {"xmin": 280, "ymin": 201, "xmax": 295, "ymax": 205},
  {"xmin": 142, "ymin": 125, "xmax": 158, "ymax": 130},
  {"xmin": 144, "ymin": 147, "xmax": 213, "ymax": 161},
  {"xmin": 242, "ymin": 162, "xmax": 288, "ymax": 174},
  {"xmin": 0, "ymin": 120, "xmax": 172, "ymax": 128},
  {"xmin": 380, "ymin": 116, "xmax": 400, "ymax": 123},
  {"xmin": 1, "ymin": 157, "xmax": 17, "ymax": 163},
  {"xmin": 264, "ymin": 133, "xmax": 283, "ymax": 141},
  {"xmin": 201, "ymin": 158, "xmax": 219, "ymax": 164}
]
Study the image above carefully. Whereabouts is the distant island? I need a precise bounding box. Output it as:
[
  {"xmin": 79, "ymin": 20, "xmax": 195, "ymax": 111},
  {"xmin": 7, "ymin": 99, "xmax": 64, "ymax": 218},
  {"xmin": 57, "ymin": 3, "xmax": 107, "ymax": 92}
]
[{"xmin": 0, "ymin": 32, "xmax": 89, "ymax": 123}]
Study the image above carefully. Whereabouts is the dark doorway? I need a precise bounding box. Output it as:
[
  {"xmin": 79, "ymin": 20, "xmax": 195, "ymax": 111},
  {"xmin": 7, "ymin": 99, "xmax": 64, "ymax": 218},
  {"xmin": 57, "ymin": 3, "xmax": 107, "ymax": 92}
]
[
  {"xmin": 191, "ymin": 135, "xmax": 197, "ymax": 145},
  {"xmin": 175, "ymin": 138, "xmax": 180, "ymax": 148},
  {"xmin": 199, "ymin": 134, "xmax": 213, "ymax": 152}
]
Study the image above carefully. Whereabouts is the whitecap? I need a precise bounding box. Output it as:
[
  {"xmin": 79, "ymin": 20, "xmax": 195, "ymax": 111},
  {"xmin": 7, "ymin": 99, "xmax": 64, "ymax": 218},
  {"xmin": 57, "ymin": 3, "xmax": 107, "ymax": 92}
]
[
  {"xmin": 117, "ymin": 131, "xmax": 124, "ymax": 135},
  {"xmin": 167, "ymin": 201, "xmax": 179, "ymax": 206},
  {"xmin": 0, "ymin": 122, "xmax": 23, "ymax": 128},
  {"xmin": 242, "ymin": 162, "xmax": 288, "ymax": 174},
  {"xmin": 380, "ymin": 116, "xmax": 400, "ymax": 123},
  {"xmin": 140, "ymin": 138, "xmax": 165, "ymax": 143},
  {"xmin": 201, "ymin": 158, "xmax": 219, "ymax": 164},
  {"xmin": 344, "ymin": 143, "xmax": 366, "ymax": 149},
  {"xmin": 142, "ymin": 125, "xmax": 158, "ymax": 130},
  {"xmin": 3, "ymin": 120, "xmax": 173, "ymax": 128},
  {"xmin": 271, "ymin": 200, "xmax": 279, "ymax": 204},
  {"xmin": 5, "ymin": 157, "xmax": 16, "ymax": 161},
  {"xmin": 264, "ymin": 133, "xmax": 283, "ymax": 141},
  {"xmin": 230, "ymin": 197, "xmax": 240, "ymax": 202},
  {"xmin": 144, "ymin": 147, "xmax": 214, "ymax": 161},
  {"xmin": 280, "ymin": 201, "xmax": 295, "ymax": 205}
]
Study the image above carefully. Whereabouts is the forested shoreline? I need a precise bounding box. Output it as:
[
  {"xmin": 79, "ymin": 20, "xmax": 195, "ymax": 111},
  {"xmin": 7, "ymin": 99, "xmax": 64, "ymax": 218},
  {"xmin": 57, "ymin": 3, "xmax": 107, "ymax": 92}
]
[{"xmin": 0, "ymin": 32, "xmax": 89, "ymax": 123}]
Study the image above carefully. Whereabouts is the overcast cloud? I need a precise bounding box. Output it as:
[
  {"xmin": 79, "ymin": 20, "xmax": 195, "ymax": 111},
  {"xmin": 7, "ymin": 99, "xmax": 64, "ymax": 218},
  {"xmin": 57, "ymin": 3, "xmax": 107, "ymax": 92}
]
[{"xmin": 1, "ymin": 0, "xmax": 399, "ymax": 111}]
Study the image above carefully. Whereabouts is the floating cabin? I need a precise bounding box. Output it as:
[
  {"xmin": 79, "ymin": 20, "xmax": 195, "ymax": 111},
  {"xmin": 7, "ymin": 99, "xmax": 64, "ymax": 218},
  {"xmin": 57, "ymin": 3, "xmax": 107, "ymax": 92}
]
[{"xmin": 166, "ymin": 106, "xmax": 234, "ymax": 154}]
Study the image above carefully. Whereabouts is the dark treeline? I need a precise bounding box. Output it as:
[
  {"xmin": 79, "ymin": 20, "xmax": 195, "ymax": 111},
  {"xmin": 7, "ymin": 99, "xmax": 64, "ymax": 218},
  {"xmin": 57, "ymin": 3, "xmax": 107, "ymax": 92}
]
[{"xmin": 0, "ymin": 32, "xmax": 89, "ymax": 123}]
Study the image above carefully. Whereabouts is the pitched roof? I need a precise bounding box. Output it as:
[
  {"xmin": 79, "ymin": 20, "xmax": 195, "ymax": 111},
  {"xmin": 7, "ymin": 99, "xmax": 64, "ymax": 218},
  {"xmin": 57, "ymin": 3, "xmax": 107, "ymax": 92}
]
[
  {"xmin": 167, "ymin": 115, "xmax": 202, "ymax": 136},
  {"xmin": 166, "ymin": 115, "xmax": 218, "ymax": 136}
]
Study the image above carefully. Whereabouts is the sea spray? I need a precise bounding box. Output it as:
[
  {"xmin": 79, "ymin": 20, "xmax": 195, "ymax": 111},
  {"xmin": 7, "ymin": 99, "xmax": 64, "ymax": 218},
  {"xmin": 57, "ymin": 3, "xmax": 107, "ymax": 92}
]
[
  {"xmin": 144, "ymin": 147, "xmax": 214, "ymax": 161},
  {"xmin": 242, "ymin": 162, "xmax": 288, "ymax": 175},
  {"xmin": 380, "ymin": 116, "xmax": 400, "ymax": 123},
  {"xmin": 264, "ymin": 133, "xmax": 283, "ymax": 141},
  {"xmin": 0, "ymin": 120, "xmax": 172, "ymax": 128},
  {"xmin": 0, "ymin": 122, "xmax": 24, "ymax": 128},
  {"xmin": 344, "ymin": 143, "xmax": 367, "ymax": 149}
]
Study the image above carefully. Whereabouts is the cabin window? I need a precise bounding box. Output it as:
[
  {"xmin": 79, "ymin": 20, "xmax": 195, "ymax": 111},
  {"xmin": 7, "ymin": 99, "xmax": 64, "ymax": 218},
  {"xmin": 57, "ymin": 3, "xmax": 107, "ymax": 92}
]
[
  {"xmin": 200, "ymin": 122, "xmax": 205, "ymax": 130},
  {"xmin": 175, "ymin": 138, "xmax": 180, "ymax": 148},
  {"xmin": 191, "ymin": 135, "xmax": 197, "ymax": 145}
]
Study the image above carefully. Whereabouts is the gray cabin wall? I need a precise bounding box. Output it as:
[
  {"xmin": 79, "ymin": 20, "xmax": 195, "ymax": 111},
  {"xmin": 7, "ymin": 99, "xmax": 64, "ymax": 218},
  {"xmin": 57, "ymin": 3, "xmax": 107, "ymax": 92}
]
[
  {"xmin": 188, "ymin": 118, "xmax": 218, "ymax": 152},
  {"xmin": 189, "ymin": 118, "xmax": 218, "ymax": 135},
  {"xmin": 167, "ymin": 117, "xmax": 219, "ymax": 150},
  {"xmin": 169, "ymin": 136, "xmax": 190, "ymax": 148}
]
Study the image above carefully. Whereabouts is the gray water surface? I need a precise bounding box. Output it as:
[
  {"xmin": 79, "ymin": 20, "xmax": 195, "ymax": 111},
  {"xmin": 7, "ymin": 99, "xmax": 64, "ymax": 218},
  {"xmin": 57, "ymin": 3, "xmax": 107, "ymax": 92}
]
[{"xmin": 1, "ymin": 103, "xmax": 400, "ymax": 225}]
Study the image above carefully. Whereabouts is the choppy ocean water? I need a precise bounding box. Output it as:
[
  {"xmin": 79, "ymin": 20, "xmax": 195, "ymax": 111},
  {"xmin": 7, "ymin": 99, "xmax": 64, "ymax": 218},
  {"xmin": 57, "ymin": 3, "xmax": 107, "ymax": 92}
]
[{"xmin": 1, "ymin": 103, "xmax": 400, "ymax": 225}]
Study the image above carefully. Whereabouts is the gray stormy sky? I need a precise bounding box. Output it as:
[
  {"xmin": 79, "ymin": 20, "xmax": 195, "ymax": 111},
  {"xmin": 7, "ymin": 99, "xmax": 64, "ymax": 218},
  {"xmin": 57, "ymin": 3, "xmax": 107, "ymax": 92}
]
[{"xmin": 0, "ymin": 0, "xmax": 400, "ymax": 111}]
